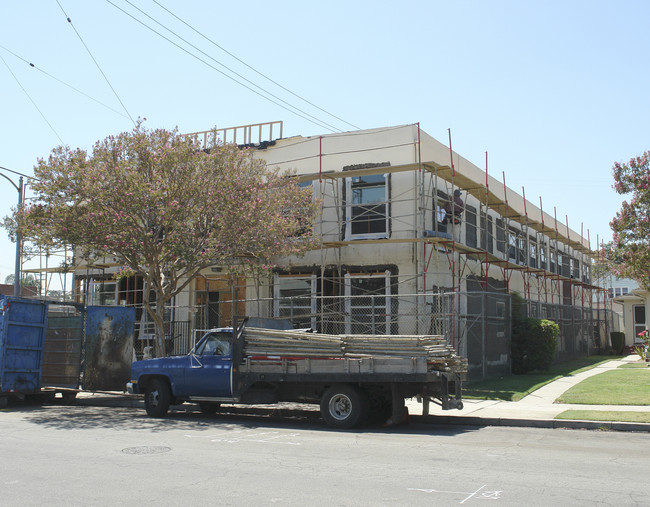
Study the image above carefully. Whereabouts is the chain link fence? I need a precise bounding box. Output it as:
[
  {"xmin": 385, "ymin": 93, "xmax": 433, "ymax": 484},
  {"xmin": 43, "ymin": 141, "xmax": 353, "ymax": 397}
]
[{"xmin": 132, "ymin": 292, "xmax": 618, "ymax": 381}]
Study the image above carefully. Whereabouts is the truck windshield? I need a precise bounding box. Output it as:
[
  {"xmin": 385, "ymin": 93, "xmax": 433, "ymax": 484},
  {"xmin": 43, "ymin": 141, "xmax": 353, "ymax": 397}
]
[{"xmin": 194, "ymin": 332, "xmax": 232, "ymax": 356}]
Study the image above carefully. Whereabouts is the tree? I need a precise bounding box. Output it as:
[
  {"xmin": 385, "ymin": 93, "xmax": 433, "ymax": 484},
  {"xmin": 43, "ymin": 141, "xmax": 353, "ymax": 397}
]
[
  {"xmin": 3, "ymin": 123, "xmax": 319, "ymax": 357},
  {"xmin": 4, "ymin": 273, "xmax": 41, "ymax": 287},
  {"xmin": 610, "ymin": 152, "xmax": 650, "ymax": 291}
]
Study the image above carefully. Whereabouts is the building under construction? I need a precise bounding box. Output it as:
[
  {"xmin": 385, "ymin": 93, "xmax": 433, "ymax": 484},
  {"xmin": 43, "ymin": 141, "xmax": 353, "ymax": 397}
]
[{"xmin": 26, "ymin": 121, "xmax": 616, "ymax": 380}]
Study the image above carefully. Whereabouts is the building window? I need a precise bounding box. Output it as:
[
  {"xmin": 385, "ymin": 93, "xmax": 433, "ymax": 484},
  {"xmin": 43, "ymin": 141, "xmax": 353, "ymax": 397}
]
[
  {"xmin": 508, "ymin": 228, "xmax": 517, "ymax": 261},
  {"xmin": 465, "ymin": 205, "xmax": 477, "ymax": 248},
  {"xmin": 613, "ymin": 287, "xmax": 630, "ymax": 297},
  {"xmin": 529, "ymin": 237, "xmax": 538, "ymax": 269},
  {"xmin": 540, "ymin": 243, "xmax": 547, "ymax": 270},
  {"xmin": 344, "ymin": 272, "xmax": 391, "ymax": 334},
  {"xmin": 508, "ymin": 227, "xmax": 525, "ymax": 264},
  {"xmin": 345, "ymin": 174, "xmax": 389, "ymax": 239},
  {"xmin": 274, "ymin": 274, "xmax": 317, "ymax": 329},
  {"xmin": 570, "ymin": 257, "xmax": 580, "ymax": 279},
  {"xmin": 434, "ymin": 190, "xmax": 450, "ymax": 233},
  {"xmin": 517, "ymin": 235, "xmax": 526, "ymax": 265},
  {"xmin": 496, "ymin": 218, "xmax": 505, "ymax": 253},
  {"xmin": 561, "ymin": 253, "xmax": 570, "ymax": 278},
  {"xmin": 480, "ymin": 215, "xmax": 494, "ymax": 253},
  {"xmin": 550, "ymin": 250, "xmax": 557, "ymax": 274}
]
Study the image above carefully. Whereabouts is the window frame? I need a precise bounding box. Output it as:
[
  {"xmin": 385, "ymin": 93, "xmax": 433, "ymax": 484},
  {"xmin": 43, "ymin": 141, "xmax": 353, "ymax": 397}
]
[
  {"xmin": 343, "ymin": 271, "xmax": 392, "ymax": 334},
  {"xmin": 344, "ymin": 173, "xmax": 389, "ymax": 240}
]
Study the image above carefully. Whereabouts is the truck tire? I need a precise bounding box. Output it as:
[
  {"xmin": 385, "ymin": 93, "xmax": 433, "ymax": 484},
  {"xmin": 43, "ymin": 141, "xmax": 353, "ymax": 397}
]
[
  {"xmin": 320, "ymin": 385, "xmax": 366, "ymax": 429},
  {"xmin": 144, "ymin": 379, "xmax": 171, "ymax": 417}
]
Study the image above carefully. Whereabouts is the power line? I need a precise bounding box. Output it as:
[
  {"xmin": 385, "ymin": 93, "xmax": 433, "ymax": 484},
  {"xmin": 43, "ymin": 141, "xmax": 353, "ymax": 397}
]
[
  {"xmin": 0, "ymin": 53, "xmax": 65, "ymax": 145},
  {"xmin": 151, "ymin": 0, "xmax": 361, "ymax": 131},
  {"xmin": 105, "ymin": 0, "xmax": 337, "ymax": 133},
  {"xmin": 0, "ymin": 44, "xmax": 131, "ymax": 120},
  {"xmin": 123, "ymin": 0, "xmax": 342, "ymax": 133},
  {"xmin": 55, "ymin": 0, "xmax": 136, "ymax": 125}
]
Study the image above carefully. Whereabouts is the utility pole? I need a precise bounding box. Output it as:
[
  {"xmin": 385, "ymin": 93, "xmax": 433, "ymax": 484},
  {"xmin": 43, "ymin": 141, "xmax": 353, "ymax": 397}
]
[{"xmin": 0, "ymin": 172, "xmax": 24, "ymax": 297}]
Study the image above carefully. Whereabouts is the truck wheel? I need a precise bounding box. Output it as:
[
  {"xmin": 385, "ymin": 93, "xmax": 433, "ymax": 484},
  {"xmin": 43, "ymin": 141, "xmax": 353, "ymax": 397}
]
[
  {"xmin": 320, "ymin": 385, "xmax": 366, "ymax": 429},
  {"xmin": 199, "ymin": 402, "xmax": 220, "ymax": 415},
  {"xmin": 0, "ymin": 396, "xmax": 7, "ymax": 409},
  {"xmin": 144, "ymin": 379, "xmax": 171, "ymax": 417}
]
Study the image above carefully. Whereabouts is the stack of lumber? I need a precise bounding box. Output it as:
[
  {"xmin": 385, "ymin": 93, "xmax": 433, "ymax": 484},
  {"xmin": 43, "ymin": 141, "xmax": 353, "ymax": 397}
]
[
  {"xmin": 242, "ymin": 327, "xmax": 343, "ymax": 357},
  {"xmin": 343, "ymin": 334, "xmax": 467, "ymax": 373},
  {"xmin": 241, "ymin": 327, "xmax": 467, "ymax": 374}
]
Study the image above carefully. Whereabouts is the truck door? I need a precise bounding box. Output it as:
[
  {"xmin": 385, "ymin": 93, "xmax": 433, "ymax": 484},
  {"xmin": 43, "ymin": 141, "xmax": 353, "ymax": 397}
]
[{"xmin": 183, "ymin": 331, "xmax": 233, "ymax": 398}]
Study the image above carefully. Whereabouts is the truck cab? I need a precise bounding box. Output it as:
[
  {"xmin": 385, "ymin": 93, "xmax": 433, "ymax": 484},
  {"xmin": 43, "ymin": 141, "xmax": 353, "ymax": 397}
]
[{"xmin": 128, "ymin": 328, "xmax": 236, "ymax": 416}]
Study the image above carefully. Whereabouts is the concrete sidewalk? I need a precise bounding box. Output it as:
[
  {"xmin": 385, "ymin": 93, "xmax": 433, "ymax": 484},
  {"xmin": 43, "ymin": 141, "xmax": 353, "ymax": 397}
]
[
  {"xmin": 407, "ymin": 355, "xmax": 650, "ymax": 432},
  {"xmin": 76, "ymin": 355, "xmax": 650, "ymax": 432}
]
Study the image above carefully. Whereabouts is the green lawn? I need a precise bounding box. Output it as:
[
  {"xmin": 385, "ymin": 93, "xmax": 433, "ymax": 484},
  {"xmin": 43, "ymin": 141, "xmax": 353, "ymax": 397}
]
[
  {"xmin": 556, "ymin": 410, "xmax": 650, "ymax": 423},
  {"xmin": 555, "ymin": 368, "xmax": 650, "ymax": 405},
  {"xmin": 619, "ymin": 362, "xmax": 650, "ymax": 368},
  {"xmin": 463, "ymin": 356, "xmax": 621, "ymax": 402}
]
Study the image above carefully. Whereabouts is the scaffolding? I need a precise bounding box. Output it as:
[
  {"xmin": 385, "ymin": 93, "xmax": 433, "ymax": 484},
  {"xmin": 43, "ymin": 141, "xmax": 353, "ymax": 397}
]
[
  {"xmin": 19, "ymin": 121, "xmax": 617, "ymax": 378},
  {"xmin": 242, "ymin": 122, "xmax": 614, "ymax": 377}
]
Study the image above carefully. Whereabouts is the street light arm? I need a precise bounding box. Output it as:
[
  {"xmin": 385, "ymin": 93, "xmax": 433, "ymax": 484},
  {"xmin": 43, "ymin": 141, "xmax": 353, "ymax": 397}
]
[{"xmin": 0, "ymin": 171, "xmax": 20, "ymax": 192}]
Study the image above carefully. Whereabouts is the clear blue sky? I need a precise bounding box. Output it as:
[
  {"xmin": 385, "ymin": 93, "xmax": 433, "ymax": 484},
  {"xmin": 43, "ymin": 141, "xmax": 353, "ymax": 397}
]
[{"xmin": 1, "ymin": 0, "xmax": 648, "ymax": 282}]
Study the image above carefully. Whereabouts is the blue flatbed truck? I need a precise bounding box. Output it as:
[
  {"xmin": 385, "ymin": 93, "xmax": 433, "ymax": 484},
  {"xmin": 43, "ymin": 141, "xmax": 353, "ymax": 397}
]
[{"xmin": 127, "ymin": 321, "xmax": 464, "ymax": 428}]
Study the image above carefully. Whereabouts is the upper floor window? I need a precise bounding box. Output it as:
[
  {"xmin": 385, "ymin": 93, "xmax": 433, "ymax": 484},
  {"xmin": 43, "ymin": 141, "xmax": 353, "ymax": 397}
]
[
  {"xmin": 480, "ymin": 215, "xmax": 494, "ymax": 253},
  {"xmin": 529, "ymin": 238, "xmax": 538, "ymax": 268},
  {"xmin": 539, "ymin": 243, "xmax": 547, "ymax": 270},
  {"xmin": 465, "ymin": 205, "xmax": 477, "ymax": 248},
  {"xmin": 345, "ymin": 174, "xmax": 389, "ymax": 239},
  {"xmin": 496, "ymin": 218, "xmax": 506, "ymax": 253}
]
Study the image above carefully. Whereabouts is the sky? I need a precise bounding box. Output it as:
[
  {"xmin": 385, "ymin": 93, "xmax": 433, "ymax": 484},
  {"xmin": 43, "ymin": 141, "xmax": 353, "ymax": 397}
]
[{"xmin": 1, "ymin": 0, "xmax": 648, "ymax": 285}]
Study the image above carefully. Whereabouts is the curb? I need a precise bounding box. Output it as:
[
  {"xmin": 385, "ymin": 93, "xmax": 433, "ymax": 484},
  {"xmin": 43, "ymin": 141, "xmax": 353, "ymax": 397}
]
[{"xmin": 413, "ymin": 414, "xmax": 650, "ymax": 433}]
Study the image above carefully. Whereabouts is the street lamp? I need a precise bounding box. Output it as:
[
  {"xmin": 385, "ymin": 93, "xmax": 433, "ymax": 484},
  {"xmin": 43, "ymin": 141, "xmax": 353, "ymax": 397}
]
[{"xmin": 0, "ymin": 171, "xmax": 24, "ymax": 297}]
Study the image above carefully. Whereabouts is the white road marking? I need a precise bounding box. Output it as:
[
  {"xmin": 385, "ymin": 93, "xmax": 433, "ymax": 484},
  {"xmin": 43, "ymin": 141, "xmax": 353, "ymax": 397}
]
[
  {"xmin": 409, "ymin": 484, "xmax": 501, "ymax": 503},
  {"xmin": 461, "ymin": 484, "xmax": 487, "ymax": 504}
]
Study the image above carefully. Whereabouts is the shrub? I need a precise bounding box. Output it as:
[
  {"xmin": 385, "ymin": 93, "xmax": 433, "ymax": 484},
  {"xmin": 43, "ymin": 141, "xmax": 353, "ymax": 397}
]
[
  {"xmin": 510, "ymin": 293, "xmax": 559, "ymax": 373},
  {"xmin": 610, "ymin": 331, "xmax": 625, "ymax": 355},
  {"xmin": 527, "ymin": 319, "xmax": 559, "ymax": 371}
]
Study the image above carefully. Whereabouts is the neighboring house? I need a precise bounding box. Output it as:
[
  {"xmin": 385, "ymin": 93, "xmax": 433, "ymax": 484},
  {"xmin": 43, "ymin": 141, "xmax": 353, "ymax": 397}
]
[
  {"xmin": 607, "ymin": 276, "xmax": 639, "ymax": 300},
  {"xmin": 613, "ymin": 288, "xmax": 649, "ymax": 347},
  {"xmin": 63, "ymin": 122, "xmax": 610, "ymax": 379},
  {"xmin": 0, "ymin": 283, "xmax": 38, "ymax": 297}
]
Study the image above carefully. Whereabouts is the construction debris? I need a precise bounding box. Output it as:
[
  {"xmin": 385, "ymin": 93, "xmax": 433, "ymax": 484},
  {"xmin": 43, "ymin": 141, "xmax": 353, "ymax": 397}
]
[{"xmin": 241, "ymin": 327, "xmax": 467, "ymax": 374}]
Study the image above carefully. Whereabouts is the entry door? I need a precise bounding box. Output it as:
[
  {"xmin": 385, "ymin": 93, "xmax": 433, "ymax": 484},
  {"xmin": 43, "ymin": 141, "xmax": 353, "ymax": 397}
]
[{"xmin": 633, "ymin": 305, "xmax": 646, "ymax": 343}]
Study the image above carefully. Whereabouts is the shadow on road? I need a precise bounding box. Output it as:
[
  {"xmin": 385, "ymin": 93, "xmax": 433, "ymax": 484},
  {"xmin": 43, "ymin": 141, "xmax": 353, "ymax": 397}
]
[{"xmin": 5, "ymin": 400, "xmax": 478, "ymax": 437}]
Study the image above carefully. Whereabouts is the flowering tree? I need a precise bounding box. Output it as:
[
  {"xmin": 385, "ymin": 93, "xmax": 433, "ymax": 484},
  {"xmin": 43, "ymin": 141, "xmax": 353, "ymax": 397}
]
[
  {"xmin": 3, "ymin": 123, "xmax": 319, "ymax": 356},
  {"xmin": 610, "ymin": 151, "xmax": 650, "ymax": 291}
]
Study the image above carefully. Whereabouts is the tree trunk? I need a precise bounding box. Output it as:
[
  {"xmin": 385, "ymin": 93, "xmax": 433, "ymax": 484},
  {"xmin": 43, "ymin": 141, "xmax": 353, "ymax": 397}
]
[{"xmin": 151, "ymin": 302, "xmax": 166, "ymax": 358}]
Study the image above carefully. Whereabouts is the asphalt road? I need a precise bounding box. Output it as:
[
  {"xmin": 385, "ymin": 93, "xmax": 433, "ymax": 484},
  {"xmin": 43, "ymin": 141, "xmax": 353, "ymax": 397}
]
[{"xmin": 1, "ymin": 403, "xmax": 647, "ymax": 506}]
